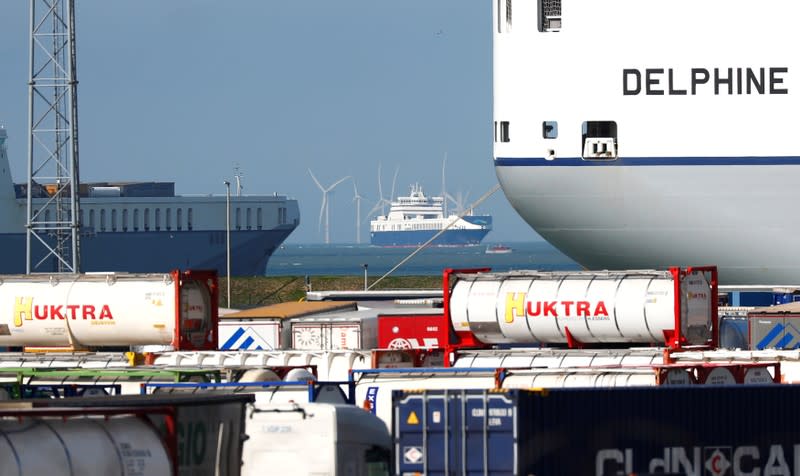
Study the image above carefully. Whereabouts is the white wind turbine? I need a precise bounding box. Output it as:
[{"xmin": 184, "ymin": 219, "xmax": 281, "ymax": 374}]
[
  {"xmin": 352, "ymin": 178, "xmax": 364, "ymax": 244},
  {"xmin": 441, "ymin": 152, "xmax": 448, "ymax": 217},
  {"xmin": 309, "ymin": 170, "xmax": 350, "ymax": 244},
  {"xmin": 366, "ymin": 163, "xmax": 399, "ymax": 219},
  {"xmin": 446, "ymin": 189, "xmax": 472, "ymax": 215}
]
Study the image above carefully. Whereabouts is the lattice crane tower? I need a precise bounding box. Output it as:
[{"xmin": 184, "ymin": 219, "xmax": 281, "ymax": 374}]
[{"xmin": 27, "ymin": 0, "xmax": 81, "ymax": 273}]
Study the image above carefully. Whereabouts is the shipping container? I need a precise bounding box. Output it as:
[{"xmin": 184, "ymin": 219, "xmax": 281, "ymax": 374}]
[
  {"xmin": 379, "ymin": 267, "xmax": 717, "ymax": 367},
  {"xmin": 393, "ymin": 386, "xmax": 800, "ymax": 476},
  {"xmin": 0, "ymin": 270, "xmax": 218, "ymax": 351},
  {"xmin": 219, "ymin": 318, "xmax": 281, "ymax": 350},
  {"xmin": 448, "ymin": 267, "xmax": 715, "ymax": 347},
  {"xmin": 286, "ymin": 314, "xmax": 377, "ymax": 351},
  {"xmin": 749, "ymin": 302, "xmax": 800, "ymax": 350},
  {"xmin": 27, "ymin": 393, "xmax": 253, "ymax": 476}
]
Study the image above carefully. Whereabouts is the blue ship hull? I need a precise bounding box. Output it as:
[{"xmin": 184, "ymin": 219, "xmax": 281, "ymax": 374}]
[{"xmin": 0, "ymin": 225, "xmax": 296, "ymax": 276}]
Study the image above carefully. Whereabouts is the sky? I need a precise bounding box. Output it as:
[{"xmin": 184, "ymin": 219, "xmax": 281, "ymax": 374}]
[{"xmin": 0, "ymin": 1, "xmax": 542, "ymax": 244}]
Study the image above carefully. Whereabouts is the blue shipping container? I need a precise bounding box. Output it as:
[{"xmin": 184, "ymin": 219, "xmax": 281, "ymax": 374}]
[{"xmin": 393, "ymin": 387, "xmax": 800, "ymax": 476}]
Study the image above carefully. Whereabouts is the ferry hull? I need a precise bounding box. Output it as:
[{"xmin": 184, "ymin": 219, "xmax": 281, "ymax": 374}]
[
  {"xmin": 370, "ymin": 228, "xmax": 490, "ymax": 247},
  {"xmin": 496, "ymin": 158, "xmax": 800, "ymax": 285},
  {"xmin": 0, "ymin": 226, "xmax": 296, "ymax": 276}
]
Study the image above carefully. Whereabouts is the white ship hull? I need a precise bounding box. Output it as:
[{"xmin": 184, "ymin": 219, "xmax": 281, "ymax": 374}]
[{"xmin": 493, "ymin": 0, "xmax": 800, "ymax": 285}]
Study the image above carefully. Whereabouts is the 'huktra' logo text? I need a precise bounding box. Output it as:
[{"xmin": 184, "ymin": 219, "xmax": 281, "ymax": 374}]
[
  {"xmin": 13, "ymin": 297, "xmax": 114, "ymax": 327},
  {"xmin": 504, "ymin": 292, "xmax": 609, "ymax": 323}
]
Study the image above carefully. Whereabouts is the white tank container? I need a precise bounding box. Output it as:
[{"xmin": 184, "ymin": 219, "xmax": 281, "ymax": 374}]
[
  {"xmin": 452, "ymin": 348, "xmax": 664, "ymax": 369},
  {"xmin": 449, "ymin": 269, "xmax": 713, "ymax": 346},
  {"xmin": 501, "ymin": 368, "xmax": 659, "ymax": 388},
  {"xmin": 151, "ymin": 350, "xmax": 373, "ymax": 381},
  {"xmin": 0, "ymin": 271, "xmax": 216, "ymax": 350},
  {"xmin": 0, "ymin": 415, "xmax": 172, "ymax": 475}
]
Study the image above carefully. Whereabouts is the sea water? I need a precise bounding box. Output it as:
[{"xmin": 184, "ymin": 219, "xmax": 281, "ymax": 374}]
[{"xmin": 266, "ymin": 241, "xmax": 580, "ymax": 277}]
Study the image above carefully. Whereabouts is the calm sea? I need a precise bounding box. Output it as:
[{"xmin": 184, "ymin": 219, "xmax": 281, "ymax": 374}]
[{"xmin": 266, "ymin": 241, "xmax": 580, "ymax": 277}]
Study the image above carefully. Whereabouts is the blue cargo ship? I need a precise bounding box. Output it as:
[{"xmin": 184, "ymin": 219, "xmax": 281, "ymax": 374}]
[
  {"xmin": 0, "ymin": 127, "xmax": 299, "ymax": 276},
  {"xmin": 369, "ymin": 183, "xmax": 491, "ymax": 247}
]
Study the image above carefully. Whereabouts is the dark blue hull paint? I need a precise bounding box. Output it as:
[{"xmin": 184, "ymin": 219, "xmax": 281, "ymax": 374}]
[
  {"xmin": 370, "ymin": 228, "xmax": 490, "ymax": 247},
  {"xmin": 4, "ymin": 226, "xmax": 295, "ymax": 276},
  {"xmin": 495, "ymin": 155, "xmax": 800, "ymax": 166}
]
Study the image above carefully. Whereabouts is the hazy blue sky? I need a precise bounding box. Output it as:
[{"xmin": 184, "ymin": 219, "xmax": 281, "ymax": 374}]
[{"xmin": 0, "ymin": 1, "xmax": 541, "ymax": 244}]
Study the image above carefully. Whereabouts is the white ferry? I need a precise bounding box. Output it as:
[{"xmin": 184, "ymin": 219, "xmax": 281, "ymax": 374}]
[{"xmin": 369, "ymin": 184, "xmax": 491, "ymax": 247}]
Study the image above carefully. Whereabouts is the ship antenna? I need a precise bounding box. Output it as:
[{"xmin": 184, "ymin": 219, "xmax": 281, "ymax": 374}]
[{"xmin": 234, "ymin": 164, "xmax": 243, "ymax": 197}]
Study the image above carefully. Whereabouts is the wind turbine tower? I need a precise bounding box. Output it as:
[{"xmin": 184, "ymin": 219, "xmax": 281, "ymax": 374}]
[
  {"xmin": 309, "ymin": 170, "xmax": 350, "ymax": 244},
  {"xmin": 352, "ymin": 179, "xmax": 364, "ymax": 244}
]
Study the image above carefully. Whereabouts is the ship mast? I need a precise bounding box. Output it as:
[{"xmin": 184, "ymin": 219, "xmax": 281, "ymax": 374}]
[{"xmin": 26, "ymin": 0, "xmax": 81, "ymax": 273}]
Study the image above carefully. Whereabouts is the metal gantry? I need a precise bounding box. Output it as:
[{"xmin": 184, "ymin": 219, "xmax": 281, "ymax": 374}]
[{"xmin": 26, "ymin": 0, "xmax": 81, "ymax": 273}]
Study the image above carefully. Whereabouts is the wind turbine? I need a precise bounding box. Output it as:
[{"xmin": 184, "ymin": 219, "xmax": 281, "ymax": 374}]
[
  {"xmin": 352, "ymin": 178, "xmax": 364, "ymax": 244},
  {"xmin": 309, "ymin": 170, "xmax": 350, "ymax": 244},
  {"xmin": 441, "ymin": 152, "xmax": 448, "ymax": 217},
  {"xmin": 446, "ymin": 189, "xmax": 472, "ymax": 215},
  {"xmin": 367, "ymin": 163, "xmax": 399, "ymax": 219}
]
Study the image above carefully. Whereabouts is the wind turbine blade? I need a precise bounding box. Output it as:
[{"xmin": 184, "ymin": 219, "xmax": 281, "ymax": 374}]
[
  {"xmin": 390, "ymin": 166, "xmax": 399, "ymax": 201},
  {"xmin": 366, "ymin": 200, "xmax": 385, "ymax": 219},
  {"xmin": 328, "ymin": 175, "xmax": 351, "ymax": 191},
  {"xmin": 352, "ymin": 179, "xmax": 359, "ymax": 198},
  {"xmin": 308, "ymin": 169, "xmax": 324, "ymax": 190},
  {"xmin": 318, "ymin": 193, "xmax": 327, "ymax": 232},
  {"xmin": 377, "ymin": 163, "xmax": 384, "ymax": 200}
]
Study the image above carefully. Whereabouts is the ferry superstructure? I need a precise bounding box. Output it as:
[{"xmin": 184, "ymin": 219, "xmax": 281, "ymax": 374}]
[
  {"xmin": 492, "ymin": 0, "xmax": 800, "ymax": 285},
  {"xmin": 0, "ymin": 127, "xmax": 299, "ymax": 275},
  {"xmin": 369, "ymin": 183, "xmax": 491, "ymax": 246}
]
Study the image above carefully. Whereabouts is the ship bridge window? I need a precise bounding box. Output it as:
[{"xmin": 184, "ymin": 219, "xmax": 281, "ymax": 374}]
[
  {"xmin": 133, "ymin": 209, "xmax": 139, "ymax": 231},
  {"xmin": 166, "ymin": 208, "xmax": 172, "ymax": 231},
  {"xmin": 246, "ymin": 208, "xmax": 252, "ymax": 230},
  {"xmin": 543, "ymin": 121, "xmax": 558, "ymax": 139},
  {"xmin": 235, "ymin": 208, "xmax": 241, "ymax": 231},
  {"xmin": 155, "ymin": 208, "xmax": 161, "ymax": 231},
  {"xmin": 581, "ymin": 121, "xmax": 618, "ymax": 160},
  {"xmin": 89, "ymin": 209, "xmax": 95, "ymax": 230},
  {"xmin": 187, "ymin": 208, "xmax": 193, "ymax": 231},
  {"xmin": 497, "ymin": 0, "xmax": 512, "ymax": 33},
  {"xmin": 496, "ymin": 121, "xmax": 511, "ymax": 143},
  {"xmin": 177, "ymin": 208, "xmax": 183, "ymax": 231},
  {"xmin": 144, "ymin": 208, "xmax": 150, "ymax": 231},
  {"xmin": 258, "ymin": 208, "xmax": 264, "ymax": 229},
  {"xmin": 122, "ymin": 209, "xmax": 128, "ymax": 232},
  {"xmin": 100, "ymin": 209, "xmax": 106, "ymax": 232},
  {"xmin": 538, "ymin": 0, "xmax": 561, "ymax": 32},
  {"xmin": 111, "ymin": 209, "xmax": 117, "ymax": 232}
]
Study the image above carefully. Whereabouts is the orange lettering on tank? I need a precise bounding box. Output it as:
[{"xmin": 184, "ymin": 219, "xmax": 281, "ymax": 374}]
[
  {"xmin": 12, "ymin": 297, "xmax": 114, "ymax": 327},
  {"xmin": 503, "ymin": 292, "xmax": 610, "ymax": 320}
]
